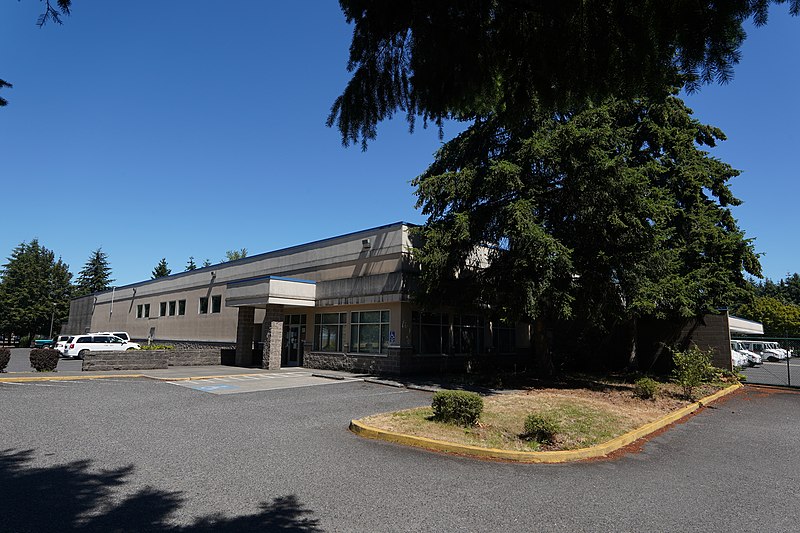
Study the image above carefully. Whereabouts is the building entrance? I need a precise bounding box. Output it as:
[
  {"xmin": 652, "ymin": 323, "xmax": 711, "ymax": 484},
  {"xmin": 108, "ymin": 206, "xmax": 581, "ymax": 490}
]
[{"xmin": 283, "ymin": 314, "xmax": 306, "ymax": 366}]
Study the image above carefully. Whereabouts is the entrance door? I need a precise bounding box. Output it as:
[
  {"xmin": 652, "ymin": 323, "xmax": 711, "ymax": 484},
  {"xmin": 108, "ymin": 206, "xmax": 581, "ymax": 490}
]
[{"xmin": 283, "ymin": 314, "xmax": 306, "ymax": 367}]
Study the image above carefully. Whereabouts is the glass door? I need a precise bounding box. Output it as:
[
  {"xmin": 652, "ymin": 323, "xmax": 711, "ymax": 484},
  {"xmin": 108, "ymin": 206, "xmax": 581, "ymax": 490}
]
[{"xmin": 283, "ymin": 315, "xmax": 306, "ymax": 367}]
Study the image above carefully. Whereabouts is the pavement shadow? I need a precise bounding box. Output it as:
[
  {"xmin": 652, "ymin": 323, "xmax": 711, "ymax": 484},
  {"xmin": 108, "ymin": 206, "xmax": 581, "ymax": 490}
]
[{"xmin": 0, "ymin": 448, "xmax": 322, "ymax": 532}]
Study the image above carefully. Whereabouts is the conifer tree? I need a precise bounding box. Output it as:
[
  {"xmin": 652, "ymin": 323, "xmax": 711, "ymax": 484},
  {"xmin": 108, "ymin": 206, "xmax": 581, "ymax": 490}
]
[
  {"xmin": 186, "ymin": 256, "xmax": 197, "ymax": 271},
  {"xmin": 0, "ymin": 240, "xmax": 73, "ymax": 339},
  {"xmin": 74, "ymin": 248, "xmax": 114, "ymax": 296},
  {"xmin": 151, "ymin": 258, "xmax": 171, "ymax": 279}
]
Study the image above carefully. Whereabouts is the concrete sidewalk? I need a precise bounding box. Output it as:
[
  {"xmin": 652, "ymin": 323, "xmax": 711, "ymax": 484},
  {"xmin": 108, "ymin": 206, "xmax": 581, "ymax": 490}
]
[{"xmin": 0, "ymin": 365, "xmax": 367, "ymax": 382}]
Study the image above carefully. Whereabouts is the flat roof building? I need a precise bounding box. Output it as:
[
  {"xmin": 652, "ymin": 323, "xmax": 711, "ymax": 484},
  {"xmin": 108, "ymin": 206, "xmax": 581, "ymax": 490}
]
[{"xmin": 65, "ymin": 222, "xmax": 529, "ymax": 374}]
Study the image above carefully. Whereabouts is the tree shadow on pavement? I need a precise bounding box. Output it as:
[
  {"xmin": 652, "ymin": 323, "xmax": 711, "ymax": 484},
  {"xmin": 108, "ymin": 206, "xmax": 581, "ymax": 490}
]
[{"xmin": 0, "ymin": 448, "xmax": 322, "ymax": 532}]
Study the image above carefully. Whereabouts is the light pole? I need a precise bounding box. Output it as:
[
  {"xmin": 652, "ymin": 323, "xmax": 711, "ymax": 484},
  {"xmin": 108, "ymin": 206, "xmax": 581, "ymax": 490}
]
[{"xmin": 49, "ymin": 302, "xmax": 56, "ymax": 339}]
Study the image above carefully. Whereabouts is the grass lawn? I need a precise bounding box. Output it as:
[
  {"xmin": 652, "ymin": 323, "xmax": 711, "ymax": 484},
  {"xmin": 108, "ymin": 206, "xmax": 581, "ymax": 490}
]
[{"xmin": 359, "ymin": 379, "xmax": 733, "ymax": 452}]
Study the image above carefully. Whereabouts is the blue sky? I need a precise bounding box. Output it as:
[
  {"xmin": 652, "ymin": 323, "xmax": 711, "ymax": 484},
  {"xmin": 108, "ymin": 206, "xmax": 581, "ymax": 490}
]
[{"xmin": 1, "ymin": 2, "xmax": 797, "ymax": 287}]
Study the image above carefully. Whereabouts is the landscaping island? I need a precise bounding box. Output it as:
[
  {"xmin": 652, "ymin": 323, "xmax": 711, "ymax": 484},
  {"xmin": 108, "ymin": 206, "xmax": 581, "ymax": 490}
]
[{"xmin": 351, "ymin": 376, "xmax": 742, "ymax": 463}]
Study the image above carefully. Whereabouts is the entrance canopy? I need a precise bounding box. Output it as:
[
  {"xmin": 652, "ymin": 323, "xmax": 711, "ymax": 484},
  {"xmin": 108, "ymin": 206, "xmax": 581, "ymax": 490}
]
[
  {"xmin": 225, "ymin": 275, "xmax": 316, "ymax": 308},
  {"xmin": 729, "ymin": 315, "xmax": 764, "ymax": 336}
]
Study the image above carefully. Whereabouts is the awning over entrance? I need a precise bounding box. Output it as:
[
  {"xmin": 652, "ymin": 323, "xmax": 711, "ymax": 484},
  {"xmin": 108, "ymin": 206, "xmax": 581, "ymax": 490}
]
[
  {"xmin": 225, "ymin": 276, "xmax": 316, "ymax": 308},
  {"xmin": 729, "ymin": 315, "xmax": 764, "ymax": 335}
]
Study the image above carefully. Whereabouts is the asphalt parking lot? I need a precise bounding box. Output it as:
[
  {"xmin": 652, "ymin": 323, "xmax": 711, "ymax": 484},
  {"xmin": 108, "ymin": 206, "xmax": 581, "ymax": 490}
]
[
  {"xmin": 742, "ymin": 357, "xmax": 800, "ymax": 387},
  {"xmin": 3, "ymin": 373, "xmax": 800, "ymax": 532}
]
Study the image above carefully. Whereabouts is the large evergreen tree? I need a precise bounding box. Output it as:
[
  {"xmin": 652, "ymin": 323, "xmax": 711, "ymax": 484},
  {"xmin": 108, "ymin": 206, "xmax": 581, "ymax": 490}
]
[
  {"xmin": 74, "ymin": 248, "xmax": 114, "ymax": 296},
  {"xmin": 185, "ymin": 256, "xmax": 197, "ymax": 271},
  {"xmin": 151, "ymin": 258, "xmax": 171, "ymax": 279},
  {"xmin": 0, "ymin": 240, "xmax": 73, "ymax": 339},
  {"xmin": 412, "ymin": 94, "xmax": 760, "ymax": 370},
  {"xmin": 330, "ymin": 1, "xmax": 798, "ymax": 148}
]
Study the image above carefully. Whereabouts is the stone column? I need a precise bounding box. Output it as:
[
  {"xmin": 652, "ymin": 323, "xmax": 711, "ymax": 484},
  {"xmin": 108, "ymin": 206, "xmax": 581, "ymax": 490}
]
[
  {"xmin": 262, "ymin": 304, "xmax": 285, "ymax": 369},
  {"xmin": 235, "ymin": 306, "xmax": 255, "ymax": 367}
]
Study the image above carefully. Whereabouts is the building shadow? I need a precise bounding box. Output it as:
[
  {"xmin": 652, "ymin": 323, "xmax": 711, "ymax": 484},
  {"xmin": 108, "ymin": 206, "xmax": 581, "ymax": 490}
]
[{"xmin": 0, "ymin": 448, "xmax": 322, "ymax": 532}]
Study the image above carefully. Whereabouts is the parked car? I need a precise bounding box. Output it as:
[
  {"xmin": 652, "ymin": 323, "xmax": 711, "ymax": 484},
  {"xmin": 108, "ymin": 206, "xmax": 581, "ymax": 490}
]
[
  {"xmin": 53, "ymin": 335, "xmax": 72, "ymax": 355},
  {"xmin": 32, "ymin": 338, "xmax": 54, "ymax": 348},
  {"xmin": 62, "ymin": 335, "xmax": 140, "ymax": 359},
  {"xmin": 734, "ymin": 340, "xmax": 789, "ymax": 362},
  {"xmin": 92, "ymin": 331, "xmax": 131, "ymax": 342},
  {"xmin": 731, "ymin": 341, "xmax": 760, "ymax": 367}
]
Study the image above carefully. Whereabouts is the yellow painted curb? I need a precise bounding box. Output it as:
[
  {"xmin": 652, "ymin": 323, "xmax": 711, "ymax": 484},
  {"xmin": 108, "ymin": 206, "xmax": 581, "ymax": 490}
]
[
  {"xmin": 350, "ymin": 382, "xmax": 743, "ymax": 463},
  {"xmin": 152, "ymin": 373, "xmax": 276, "ymax": 382},
  {"xmin": 0, "ymin": 374, "xmax": 145, "ymax": 383}
]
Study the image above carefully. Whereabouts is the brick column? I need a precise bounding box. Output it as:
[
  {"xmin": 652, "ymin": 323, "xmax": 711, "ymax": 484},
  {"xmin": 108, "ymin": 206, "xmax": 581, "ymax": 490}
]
[
  {"xmin": 235, "ymin": 306, "xmax": 255, "ymax": 367},
  {"xmin": 262, "ymin": 304, "xmax": 285, "ymax": 369}
]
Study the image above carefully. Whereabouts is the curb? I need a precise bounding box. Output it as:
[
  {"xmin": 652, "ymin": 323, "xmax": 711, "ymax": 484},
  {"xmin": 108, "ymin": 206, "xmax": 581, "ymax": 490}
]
[
  {"xmin": 349, "ymin": 382, "xmax": 743, "ymax": 463},
  {"xmin": 0, "ymin": 373, "xmax": 145, "ymax": 383}
]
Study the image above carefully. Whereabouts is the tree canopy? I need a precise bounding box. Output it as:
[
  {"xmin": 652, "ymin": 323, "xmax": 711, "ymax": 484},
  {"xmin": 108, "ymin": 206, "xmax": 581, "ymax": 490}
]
[
  {"xmin": 224, "ymin": 249, "xmax": 248, "ymax": 262},
  {"xmin": 330, "ymin": 0, "xmax": 798, "ymax": 148},
  {"xmin": 151, "ymin": 258, "xmax": 171, "ymax": 279},
  {"xmin": 74, "ymin": 248, "xmax": 114, "ymax": 296},
  {"xmin": 185, "ymin": 256, "xmax": 198, "ymax": 271},
  {"xmin": 737, "ymin": 295, "xmax": 800, "ymax": 336},
  {"xmin": 412, "ymin": 94, "xmax": 760, "ymax": 366},
  {"xmin": 0, "ymin": 240, "xmax": 73, "ymax": 338}
]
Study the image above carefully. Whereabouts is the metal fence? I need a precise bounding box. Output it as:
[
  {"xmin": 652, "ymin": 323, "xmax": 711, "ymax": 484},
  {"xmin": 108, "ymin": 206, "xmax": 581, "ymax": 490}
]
[{"xmin": 737, "ymin": 336, "xmax": 800, "ymax": 388}]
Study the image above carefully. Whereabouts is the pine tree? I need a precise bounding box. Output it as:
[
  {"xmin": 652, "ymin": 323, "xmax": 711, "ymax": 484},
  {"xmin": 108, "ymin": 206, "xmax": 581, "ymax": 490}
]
[
  {"xmin": 186, "ymin": 256, "xmax": 197, "ymax": 271},
  {"xmin": 0, "ymin": 240, "xmax": 73, "ymax": 339},
  {"xmin": 151, "ymin": 258, "xmax": 171, "ymax": 279},
  {"xmin": 412, "ymin": 93, "xmax": 760, "ymax": 370},
  {"xmin": 74, "ymin": 248, "xmax": 113, "ymax": 296},
  {"xmin": 202, "ymin": 259, "xmax": 212, "ymax": 268},
  {"xmin": 224, "ymin": 248, "xmax": 248, "ymax": 262}
]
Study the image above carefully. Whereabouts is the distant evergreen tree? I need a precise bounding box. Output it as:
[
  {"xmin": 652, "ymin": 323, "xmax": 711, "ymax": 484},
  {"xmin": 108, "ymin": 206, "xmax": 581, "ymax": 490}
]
[
  {"xmin": 224, "ymin": 248, "xmax": 248, "ymax": 262},
  {"xmin": 186, "ymin": 256, "xmax": 197, "ymax": 271},
  {"xmin": 0, "ymin": 240, "xmax": 73, "ymax": 339},
  {"xmin": 74, "ymin": 248, "xmax": 113, "ymax": 296},
  {"xmin": 151, "ymin": 258, "xmax": 171, "ymax": 279},
  {"xmin": 202, "ymin": 259, "xmax": 212, "ymax": 268}
]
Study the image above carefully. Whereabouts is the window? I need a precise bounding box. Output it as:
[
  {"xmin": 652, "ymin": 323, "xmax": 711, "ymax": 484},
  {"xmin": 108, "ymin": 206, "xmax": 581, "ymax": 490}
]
[
  {"xmin": 168, "ymin": 301, "xmax": 176, "ymax": 316},
  {"xmin": 211, "ymin": 295, "xmax": 222, "ymax": 313},
  {"xmin": 143, "ymin": 303, "xmax": 150, "ymax": 318},
  {"xmin": 137, "ymin": 304, "xmax": 143, "ymax": 319},
  {"xmin": 453, "ymin": 315, "xmax": 484, "ymax": 354},
  {"xmin": 350, "ymin": 310, "xmax": 390, "ymax": 354},
  {"xmin": 314, "ymin": 313, "xmax": 347, "ymax": 352},
  {"xmin": 412, "ymin": 312, "xmax": 449, "ymax": 355},
  {"xmin": 178, "ymin": 300, "xmax": 186, "ymax": 316},
  {"xmin": 492, "ymin": 320, "xmax": 516, "ymax": 354},
  {"xmin": 199, "ymin": 297, "xmax": 208, "ymax": 314},
  {"xmin": 159, "ymin": 302, "xmax": 167, "ymax": 317}
]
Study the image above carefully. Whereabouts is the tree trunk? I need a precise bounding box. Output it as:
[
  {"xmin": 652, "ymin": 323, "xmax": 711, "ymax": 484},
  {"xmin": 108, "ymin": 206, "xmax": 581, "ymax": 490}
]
[
  {"xmin": 626, "ymin": 318, "xmax": 638, "ymax": 371},
  {"xmin": 533, "ymin": 319, "xmax": 553, "ymax": 376}
]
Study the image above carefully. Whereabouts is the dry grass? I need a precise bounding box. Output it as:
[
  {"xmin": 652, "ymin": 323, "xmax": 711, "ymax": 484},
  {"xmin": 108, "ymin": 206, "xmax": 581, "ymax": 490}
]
[{"xmin": 360, "ymin": 379, "xmax": 728, "ymax": 452}]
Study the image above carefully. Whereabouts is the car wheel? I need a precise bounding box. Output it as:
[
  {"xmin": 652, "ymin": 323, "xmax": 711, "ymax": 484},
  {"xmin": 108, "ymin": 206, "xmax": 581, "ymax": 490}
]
[
  {"xmin": 768, "ymin": 356, "xmax": 778, "ymax": 362},
  {"xmin": 126, "ymin": 347, "xmax": 136, "ymax": 351},
  {"xmin": 78, "ymin": 349, "xmax": 88, "ymax": 360}
]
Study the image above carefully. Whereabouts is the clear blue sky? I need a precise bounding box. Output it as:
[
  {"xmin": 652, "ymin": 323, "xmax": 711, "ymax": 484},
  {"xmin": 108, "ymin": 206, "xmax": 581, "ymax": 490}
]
[{"xmin": 1, "ymin": 2, "xmax": 797, "ymax": 287}]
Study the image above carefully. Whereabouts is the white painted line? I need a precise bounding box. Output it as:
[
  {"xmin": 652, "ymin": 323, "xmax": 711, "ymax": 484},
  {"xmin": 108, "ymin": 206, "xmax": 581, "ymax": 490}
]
[{"xmin": 0, "ymin": 382, "xmax": 26, "ymax": 385}]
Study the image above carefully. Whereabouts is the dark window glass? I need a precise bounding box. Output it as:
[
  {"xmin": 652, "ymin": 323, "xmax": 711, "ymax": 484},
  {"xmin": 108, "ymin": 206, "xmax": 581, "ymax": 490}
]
[
  {"xmin": 199, "ymin": 297, "xmax": 209, "ymax": 314},
  {"xmin": 160, "ymin": 302, "xmax": 167, "ymax": 317},
  {"xmin": 178, "ymin": 300, "xmax": 186, "ymax": 315},
  {"xmin": 211, "ymin": 295, "xmax": 222, "ymax": 313},
  {"xmin": 168, "ymin": 301, "xmax": 176, "ymax": 316}
]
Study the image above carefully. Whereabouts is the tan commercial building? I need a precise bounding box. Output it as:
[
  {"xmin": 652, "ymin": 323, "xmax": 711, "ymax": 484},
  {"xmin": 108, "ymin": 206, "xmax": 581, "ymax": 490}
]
[{"xmin": 65, "ymin": 222, "xmax": 530, "ymax": 374}]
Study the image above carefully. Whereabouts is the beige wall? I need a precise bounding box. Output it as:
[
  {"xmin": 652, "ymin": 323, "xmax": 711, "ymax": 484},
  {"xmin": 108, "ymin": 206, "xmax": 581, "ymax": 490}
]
[{"xmin": 82, "ymin": 224, "xmax": 412, "ymax": 344}]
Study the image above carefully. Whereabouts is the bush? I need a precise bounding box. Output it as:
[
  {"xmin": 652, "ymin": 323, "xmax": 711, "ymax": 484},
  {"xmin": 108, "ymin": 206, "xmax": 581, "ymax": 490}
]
[
  {"xmin": 633, "ymin": 377, "xmax": 659, "ymax": 400},
  {"xmin": 0, "ymin": 347, "xmax": 10, "ymax": 372},
  {"xmin": 140, "ymin": 344, "xmax": 174, "ymax": 350},
  {"xmin": 523, "ymin": 413, "xmax": 560, "ymax": 444},
  {"xmin": 431, "ymin": 390, "xmax": 484, "ymax": 426},
  {"xmin": 672, "ymin": 345, "xmax": 715, "ymax": 400},
  {"xmin": 29, "ymin": 348, "xmax": 59, "ymax": 372}
]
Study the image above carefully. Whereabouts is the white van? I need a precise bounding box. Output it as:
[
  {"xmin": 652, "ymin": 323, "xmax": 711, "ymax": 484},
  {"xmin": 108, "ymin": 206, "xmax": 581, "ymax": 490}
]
[{"xmin": 62, "ymin": 334, "xmax": 140, "ymax": 358}]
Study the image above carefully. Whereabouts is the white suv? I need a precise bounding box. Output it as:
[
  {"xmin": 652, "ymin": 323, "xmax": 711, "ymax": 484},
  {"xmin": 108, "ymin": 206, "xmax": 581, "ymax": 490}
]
[
  {"xmin": 93, "ymin": 331, "xmax": 131, "ymax": 342},
  {"xmin": 53, "ymin": 335, "xmax": 72, "ymax": 355},
  {"xmin": 62, "ymin": 335, "xmax": 140, "ymax": 358}
]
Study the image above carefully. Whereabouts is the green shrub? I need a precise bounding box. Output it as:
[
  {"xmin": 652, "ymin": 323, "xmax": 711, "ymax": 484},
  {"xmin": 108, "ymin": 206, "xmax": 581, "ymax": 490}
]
[
  {"xmin": 671, "ymin": 345, "xmax": 715, "ymax": 400},
  {"xmin": 0, "ymin": 347, "xmax": 10, "ymax": 372},
  {"xmin": 431, "ymin": 390, "xmax": 484, "ymax": 426},
  {"xmin": 30, "ymin": 348, "xmax": 59, "ymax": 372},
  {"xmin": 633, "ymin": 377, "xmax": 659, "ymax": 400},
  {"xmin": 140, "ymin": 344, "xmax": 174, "ymax": 351},
  {"xmin": 523, "ymin": 413, "xmax": 560, "ymax": 443}
]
